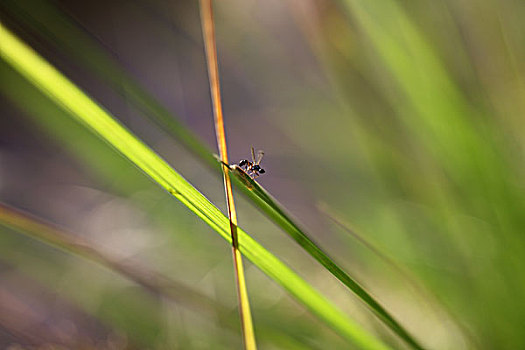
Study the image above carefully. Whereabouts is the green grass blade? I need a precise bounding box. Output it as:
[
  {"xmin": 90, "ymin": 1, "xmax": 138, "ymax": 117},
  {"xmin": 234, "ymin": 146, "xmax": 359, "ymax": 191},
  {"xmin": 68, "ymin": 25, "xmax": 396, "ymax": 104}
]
[
  {"xmin": 0, "ymin": 202, "xmax": 334, "ymax": 349},
  {"xmin": 0, "ymin": 21, "xmax": 390, "ymax": 350},
  {"xmin": 229, "ymin": 165, "xmax": 423, "ymax": 350}
]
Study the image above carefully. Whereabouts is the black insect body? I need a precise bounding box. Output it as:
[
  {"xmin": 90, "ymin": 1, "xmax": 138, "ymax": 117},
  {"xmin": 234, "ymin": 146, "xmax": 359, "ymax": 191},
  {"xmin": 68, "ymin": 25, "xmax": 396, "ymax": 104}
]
[{"xmin": 238, "ymin": 148, "xmax": 266, "ymax": 179}]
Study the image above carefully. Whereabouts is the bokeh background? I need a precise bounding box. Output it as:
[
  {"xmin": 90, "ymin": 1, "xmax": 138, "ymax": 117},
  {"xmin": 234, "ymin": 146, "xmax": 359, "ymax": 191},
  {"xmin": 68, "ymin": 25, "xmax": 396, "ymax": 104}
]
[{"xmin": 1, "ymin": 0, "xmax": 525, "ymax": 349}]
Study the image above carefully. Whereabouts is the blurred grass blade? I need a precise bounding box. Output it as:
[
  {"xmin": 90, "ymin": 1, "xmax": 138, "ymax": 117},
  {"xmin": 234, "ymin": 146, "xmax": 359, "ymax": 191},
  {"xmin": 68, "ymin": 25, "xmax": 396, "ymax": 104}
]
[
  {"xmin": 317, "ymin": 202, "xmax": 480, "ymax": 348},
  {"xmin": 229, "ymin": 166, "xmax": 423, "ymax": 350},
  {"xmin": 0, "ymin": 22, "xmax": 390, "ymax": 350},
  {"xmin": 338, "ymin": 0, "xmax": 507, "ymax": 188},
  {"xmin": 199, "ymin": 0, "xmax": 256, "ymax": 348},
  {"xmin": 0, "ymin": 202, "xmax": 222, "ymax": 315},
  {"xmin": 317, "ymin": 202, "xmax": 424, "ymax": 291}
]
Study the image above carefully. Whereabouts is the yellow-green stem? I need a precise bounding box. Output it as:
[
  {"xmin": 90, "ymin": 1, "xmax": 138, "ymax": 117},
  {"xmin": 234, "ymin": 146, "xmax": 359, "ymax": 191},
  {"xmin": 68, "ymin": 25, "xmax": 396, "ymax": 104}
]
[{"xmin": 198, "ymin": 1, "xmax": 257, "ymax": 349}]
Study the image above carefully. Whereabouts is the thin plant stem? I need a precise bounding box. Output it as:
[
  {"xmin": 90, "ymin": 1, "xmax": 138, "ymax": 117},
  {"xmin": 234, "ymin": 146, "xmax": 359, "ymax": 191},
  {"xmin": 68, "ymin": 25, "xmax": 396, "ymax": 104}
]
[
  {"xmin": 0, "ymin": 202, "xmax": 222, "ymax": 315},
  {"xmin": 198, "ymin": 1, "xmax": 257, "ymax": 349}
]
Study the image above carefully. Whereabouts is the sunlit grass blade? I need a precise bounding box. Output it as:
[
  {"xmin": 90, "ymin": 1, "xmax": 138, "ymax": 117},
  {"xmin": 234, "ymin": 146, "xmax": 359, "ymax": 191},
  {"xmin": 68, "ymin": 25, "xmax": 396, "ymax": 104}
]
[
  {"xmin": 199, "ymin": 0, "xmax": 256, "ymax": 348},
  {"xmin": 0, "ymin": 21, "xmax": 390, "ymax": 349},
  {"xmin": 0, "ymin": 202, "xmax": 333, "ymax": 349}
]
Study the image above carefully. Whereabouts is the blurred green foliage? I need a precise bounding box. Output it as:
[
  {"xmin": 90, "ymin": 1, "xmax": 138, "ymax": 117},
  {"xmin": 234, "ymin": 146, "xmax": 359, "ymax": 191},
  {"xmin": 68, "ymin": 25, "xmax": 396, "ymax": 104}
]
[
  {"xmin": 1, "ymin": 0, "xmax": 525, "ymax": 349},
  {"xmin": 0, "ymin": 21, "xmax": 388, "ymax": 349}
]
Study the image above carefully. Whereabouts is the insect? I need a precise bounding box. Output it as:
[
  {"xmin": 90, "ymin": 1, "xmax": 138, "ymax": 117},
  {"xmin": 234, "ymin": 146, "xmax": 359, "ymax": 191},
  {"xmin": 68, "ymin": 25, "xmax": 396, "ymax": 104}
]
[{"xmin": 238, "ymin": 147, "xmax": 266, "ymax": 179}]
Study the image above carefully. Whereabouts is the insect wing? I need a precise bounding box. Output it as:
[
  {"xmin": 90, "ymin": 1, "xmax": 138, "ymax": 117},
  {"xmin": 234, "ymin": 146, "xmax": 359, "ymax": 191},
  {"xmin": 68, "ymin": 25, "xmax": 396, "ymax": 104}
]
[{"xmin": 255, "ymin": 150, "xmax": 264, "ymax": 165}]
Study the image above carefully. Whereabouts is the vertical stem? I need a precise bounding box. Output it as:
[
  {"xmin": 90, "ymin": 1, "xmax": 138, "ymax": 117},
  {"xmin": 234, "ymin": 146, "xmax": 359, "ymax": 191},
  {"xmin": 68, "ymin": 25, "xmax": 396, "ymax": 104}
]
[{"xmin": 198, "ymin": 1, "xmax": 257, "ymax": 349}]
